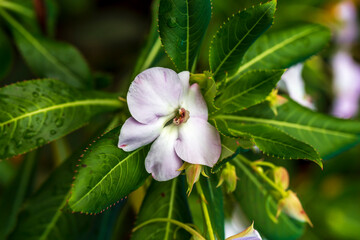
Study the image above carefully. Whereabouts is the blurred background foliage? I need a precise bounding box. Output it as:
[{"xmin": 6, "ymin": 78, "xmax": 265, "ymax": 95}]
[{"xmin": 1, "ymin": 0, "xmax": 360, "ymax": 239}]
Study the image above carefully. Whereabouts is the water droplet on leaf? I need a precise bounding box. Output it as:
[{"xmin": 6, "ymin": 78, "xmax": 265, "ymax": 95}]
[
  {"xmin": 167, "ymin": 17, "xmax": 177, "ymax": 28},
  {"xmin": 50, "ymin": 130, "xmax": 57, "ymax": 135},
  {"xmin": 15, "ymin": 140, "xmax": 23, "ymax": 148},
  {"xmin": 18, "ymin": 106, "xmax": 27, "ymax": 113},
  {"xmin": 36, "ymin": 137, "xmax": 46, "ymax": 145},
  {"xmin": 55, "ymin": 118, "xmax": 64, "ymax": 128},
  {"xmin": 24, "ymin": 129, "xmax": 37, "ymax": 139}
]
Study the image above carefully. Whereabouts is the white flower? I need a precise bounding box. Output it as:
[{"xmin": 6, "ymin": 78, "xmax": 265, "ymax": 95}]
[
  {"xmin": 331, "ymin": 51, "xmax": 360, "ymax": 118},
  {"xmin": 118, "ymin": 67, "xmax": 221, "ymax": 181}
]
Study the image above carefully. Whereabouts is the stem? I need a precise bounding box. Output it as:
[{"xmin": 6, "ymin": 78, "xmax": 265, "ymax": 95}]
[
  {"xmin": 141, "ymin": 37, "xmax": 161, "ymax": 71},
  {"xmin": 0, "ymin": 0, "xmax": 33, "ymax": 18},
  {"xmin": 252, "ymin": 161, "xmax": 276, "ymax": 169},
  {"xmin": 195, "ymin": 181, "xmax": 215, "ymax": 240},
  {"xmin": 132, "ymin": 218, "xmax": 206, "ymax": 240},
  {"xmin": 237, "ymin": 154, "xmax": 287, "ymax": 198}
]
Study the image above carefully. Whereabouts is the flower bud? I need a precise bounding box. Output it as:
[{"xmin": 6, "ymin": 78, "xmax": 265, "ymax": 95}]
[
  {"xmin": 266, "ymin": 89, "xmax": 288, "ymax": 115},
  {"xmin": 273, "ymin": 167, "xmax": 289, "ymax": 190},
  {"xmin": 217, "ymin": 163, "xmax": 238, "ymax": 193},
  {"xmin": 226, "ymin": 222, "xmax": 262, "ymax": 240},
  {"xmin": 277, "ymin": 190, "xmax": 313, "ymax": 227},
  {"xmin": 181, "ymin": 163, "xmax": 203, "ymax": 195}
]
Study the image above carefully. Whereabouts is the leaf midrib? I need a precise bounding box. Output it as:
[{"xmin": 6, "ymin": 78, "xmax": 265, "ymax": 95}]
[
  {"xmin": 212, "ymin": 2, "xmax": 274, "ymax": 76},
  {"xmin": 0, "ymin": 99, "xmax": 121, "ymax": 127},
  {"xmin": 229, "ymin": 128, "xmax": 318, "ymax": 159},
  {"xmin": 39, "ymin": 191, "xmax": 70, "ymax": 240},
  {"xmin": 215, "ymin": 115, "xmax": 356, "ymax": 139},
  {"xmin": 70, "ymin": 148, "xmax": 143, "ymax": 209},
  {"xmin": 231, "ymin": 26, "xmax": 320, "ymax": 79}
]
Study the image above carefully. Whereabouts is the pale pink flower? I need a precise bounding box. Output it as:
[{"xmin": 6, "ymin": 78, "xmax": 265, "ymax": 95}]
[
  {"xmin": 280, "ymin": 63, "xmax": 315, "ymax": 109},
  {"xmin": 118, "ymin": 67, "xmax": 221, "ymax": 181},
  {"xmin": 331, "ymin": 51, "xmax": 360, "ymax": 119}
]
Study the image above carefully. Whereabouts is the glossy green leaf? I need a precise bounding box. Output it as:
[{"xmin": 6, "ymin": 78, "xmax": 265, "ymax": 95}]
[
  {"xmin": 158, "ymin": 0, "xmax": 212, "ymax": 71},
  {"xmin": 132, "ymin": 177, "xmax": 192, "ymax": 240},
  {"xmin": 209, "ymin": 0, "xmax": 276, "ymax": 81},
  {"xmin": 0, "ymin": 151, "xmax": 37, "ymax": 239},
  {"xmin": 8, "ymin": 152, "xmax": 98, "ymax": 240},
  {"xmin": 216, "ymin": 70, "xmax": 284, "ymax": 113},
  {"xmin": 0, "ymin": 27, "xmax": 13, "ymax": 80},
  {"xmin": 199, "ymin": 174, "xmax": 224, "ymax": 240},
  {"xmin": 228, "ymin": 24, "xmax": 331, "ymax": 81},
  {"xmin": 68, "ymin": 127, "xmax": 149, "ymax": 213},
  {"xmin": 228, "ymin": 124, "xmax": 322, "ymax": 166},
  {"xmin": 233, "ymin": 155, "xmax": 305, "ymax": 240},
  {"xmin": 0, "ymin": 8, "xmax": 93, "ymax": 89},
  {"xmin": 0, "ymin": 79, "xmax": 122, "ymax": 160},
  {"xmin": 214, "ymin": 99, "xmax": 360, "ymax": 159}
]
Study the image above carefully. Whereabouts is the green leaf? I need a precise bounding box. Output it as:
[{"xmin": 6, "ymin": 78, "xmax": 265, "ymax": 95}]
[
  {"xmin": 228, "ymin": 24, "xmax": 331, "ymax": 81},
  {"xmin": 211, "ymin": 136, "xmax": 250, "ymax": 173},
  {"xmin": 228, "ymin": 124, "xmax": 322, "ymax": 167},
  {"xmin": 199, "ymin": 174, "xmax": 224, "ymax": 240},
  {"xmin": 8, "ymin": 151, "xmax": 99, "ymax": 240},
  {"xmin": 209, "ymin": 0, "xmax": 276, "ymax": 81},
  {"xmin": 0, "ymin": 79, "xmax": 122, "ymax": 160},
  {"xmin": 68, "ymin": 127, "xmax": 149, "ymax": 213},
  {"xmin": 0, "ymin": 27, "xmax": 13, "ymax": 80},
  {"xmin": 131, "ymin": 177, "xmax": 192, "ymax": 240},
  {"xmin": 0, "ymin": 160, "xmax": 16, "ymax": 186},
  {"xmin": 0, "ymin": 8, "xmax": 93, "ymax": 89},
  {"xmin": 158, "ymin": 0, "xmax": 212, "ymax": 71},
  {"xmin": 216, "ymin": 70, "xmax": 284, "ymax": 113},
  {"xmin": 214, "ymin": 99, "xmax": 360, "ymax": 159},
  {"xmin": 0, "ymin": 151, "xmax": 37, "ymax": 239},
  {"xmin": 190, "ymin": 72, "xmax": 219, "ymax": 114},
  {"xmin": 233, "ymin": 155, "xmax": 305, "ymax": 240}
]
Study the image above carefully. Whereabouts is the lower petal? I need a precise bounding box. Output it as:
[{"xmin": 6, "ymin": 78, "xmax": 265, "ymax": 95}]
[
  {"xmin": 118, "ymin": 117, "xmax": 166, "ymax": 151},
  {"xmin": 145, "ymin": 125, "xmax": 183, "ymax": 181},
  {"xmin": 175, "ymin": 118, "xmax": 221, "ymax": 167}
]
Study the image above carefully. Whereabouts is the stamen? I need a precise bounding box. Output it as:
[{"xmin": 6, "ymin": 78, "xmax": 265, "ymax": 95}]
[{"xmin": 173, "ymin": 108, "xmax": 190, "ymax": 125}]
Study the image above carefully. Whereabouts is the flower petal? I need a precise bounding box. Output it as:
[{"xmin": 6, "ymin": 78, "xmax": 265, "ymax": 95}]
[
  {"xmin": 118, "ymin": 117, "xmax": 166, "ymax": 151},
  {"xmin": 175, "ymin": 118, "xmax": 221, "ymax": 167},
  {"xmin": 145, "ymin": 125, "xmax": 183, "ymax": 181},
  {"xmin": 178, "ymin": 71, "xmax": 190, "ymax": 91},
  {"xmin": 127, "ymin": 67, "xmax": 183, "ymax": 124},
  {"xmin": 181, "ymin": 83, "xmax": 208, "ymax": 120}
]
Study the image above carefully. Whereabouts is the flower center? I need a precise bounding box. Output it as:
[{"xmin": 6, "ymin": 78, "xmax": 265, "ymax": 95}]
[{"xmin": 173, "ymin": 108, "xmax": 190, "ymax": 125}]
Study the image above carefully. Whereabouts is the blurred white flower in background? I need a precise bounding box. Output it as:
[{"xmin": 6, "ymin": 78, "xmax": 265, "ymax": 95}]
[
  {"xmin": 331, "ymin": 0, "xmax": 360, "ymax": 118},
  {"xmin": 280, "ymin": 63, "xmax": 315, "ymax": 110}
]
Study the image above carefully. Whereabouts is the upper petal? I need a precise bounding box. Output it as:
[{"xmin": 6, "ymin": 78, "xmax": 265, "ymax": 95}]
[
  {"xmin": 181, "ymin": 83, "xmax": 208, "ymax": 120},
  {"xmin": 178, "ymin": 71, "xmax": 190, "ymax": 91},
  {"xmin": 175, "ymin": 118, "xmax": 221, "ymax": 167},
  {"xmin": 127, "ymin": 67, "xmax": 183, "ymax": 124},
  {"xmin": 118, "ymin": 117, "xmax": 167, "ymax": 151},
  {"xmin": 145, "ymin": 125, "xmax": 183, "ymax": 181}
]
